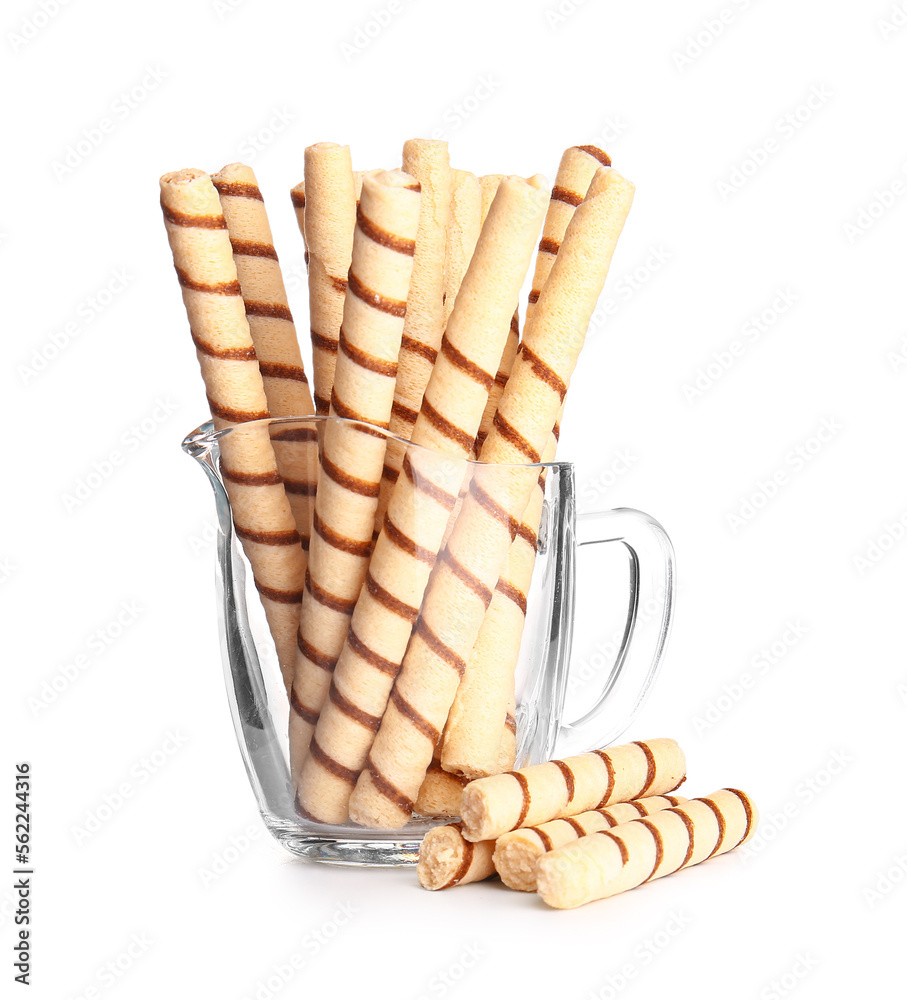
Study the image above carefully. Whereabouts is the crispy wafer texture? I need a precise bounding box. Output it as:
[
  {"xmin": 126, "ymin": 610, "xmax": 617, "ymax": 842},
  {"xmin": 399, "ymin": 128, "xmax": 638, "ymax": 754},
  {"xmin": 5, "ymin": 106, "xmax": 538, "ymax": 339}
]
[
  {"xmin": 303, "ymin": 143, "xmax": 357, "ymax": 414},
  {"xmin": 160, "ymin": 167, "xmax": 306, "ymax": 695},
  {"xmin": 213, "ymin": 163, "xmax": 317, "ymax": 548},
  {"xmin": 346, "ymin": 169, "xmax": 635, "ymax": 829},
  {"xmin": 418, "ymin": 822, "xmax": 496, "ymax": 890},
  {"xmin": 415, "ymin": 761, "xmax": 469, "ymax": 817},
  {"xmin": 287, "ymin": 170, "xmax": 421, "ymax": 781},
  {"xmin": 297, "ymin": 175, "xmax": 548, "ymax": 823},
  {"xmin": 527, "ymin": 144, "xmax": 611, "ymax": 320},
  {"xmin": 493, "ymin": 793, "xmax": 688, "ymax": 892},
  {"xmin": 536, "ymin": 788, "xmax": 758, "ymax": 908},
  {"xmin": 442, "ymin": 169, "xmax": 482, "ymax": 326},
  {"xmin": 458, "ymin": 738, "xmax": 686, "ymax": 842}
]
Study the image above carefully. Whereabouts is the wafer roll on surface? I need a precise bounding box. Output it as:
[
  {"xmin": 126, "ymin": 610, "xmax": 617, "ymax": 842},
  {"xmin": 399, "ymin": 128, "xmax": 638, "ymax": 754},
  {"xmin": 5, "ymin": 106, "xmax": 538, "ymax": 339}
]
[
  {"xmin": 528, "ymin": 144, "xmax": 611, "ymax": 319},
  {"xmin": 303, "ymin": 143, "xmax": 357, "ymax": 414},
  {"xmin": 213, "ymin": 163, "xmax": 317, "ymax": 546},
  {"xmin": 442, "ymin": 169, "xmax": 482, "ymax": 325},
  {"xmin": 537, "ymin": 788, "xmax": 758, "ymax": 908},
  {"xmin": 348, "ymin": 168, "xmax": 635, "ymax": 829},
  {"xmin": 415, "ymin": 761, "xmax": 469, "ymax": 817},
  {"xmin": 494, "ymin": 794, "xmax": 687, "ymax": 892},
  {"xmin": 458, "ymin": 738, "xmax": 685, "ymax": 842},
  {"xmin": 161, "ymin": 168, "xmax": 306, "ymax": 695},
  {"xmin": 287, "ymin": 170, "xmax": 421, "ymax": 779},
  {"xmin": 418, "ymin": 823, "xmax": 496, "ymax": 890},
  {"xmin": 298, "ymin": 175, "xmax": 548, "ymax": 823}
]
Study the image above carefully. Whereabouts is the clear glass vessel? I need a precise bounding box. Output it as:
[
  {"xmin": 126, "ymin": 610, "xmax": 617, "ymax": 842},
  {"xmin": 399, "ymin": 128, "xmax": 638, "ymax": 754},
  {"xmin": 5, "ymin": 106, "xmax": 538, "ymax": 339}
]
[{"xmin": 182, "ymin": 416, "xmax": 675, "ymax": 866}]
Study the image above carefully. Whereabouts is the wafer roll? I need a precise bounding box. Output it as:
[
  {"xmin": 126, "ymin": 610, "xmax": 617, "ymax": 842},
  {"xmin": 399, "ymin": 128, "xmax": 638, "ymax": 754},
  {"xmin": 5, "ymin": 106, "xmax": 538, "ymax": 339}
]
[
  {"xmin": 290, "ymin": 181, "xmax": 306, "ymax": 247},
  {"xmin": 213, "ymin": 163, "xmax": 317, "ymax": 547},
  {"xmin": 287, "ymin": 171, "xmax": 421, "ymax": 778},
  {"xmin": 498, "ymin": 702, "xmax": 517, "ymax": 772},
  {"xmin": 537, "ymin": 788, "xmax": 758, "ymax": 908},
  {"xmin": 348, "ymin": 169, "xmax": 635, "ymax": 829},
  {"xmin": 415, "ymin": 761, "xmax": 469, "ymax": 817},
  {"xmin": 418, "ymin": 823, "xmax": 496, "ymax": 890},
  {"xmin": 527, "ymin": 144, "xmax": 611, "ymax": 320},
  {"xmin": 160, "ymin": 168, "xmax": 306, "ymax": 695},
  {"xmin": 458, "ymin": 738, "xmax": 685, "ymax": 842},
  {"xmin": 494, "ymin": 794, "xmax": 687, "ymax": 892},
  {"xmin": 296, "ymin": 176, "xmax": 548, "ymax": 822},
  {"xmin": 442, "ymin": 169, "xmax": 482, "ymax": 325},
  {"xmin": 303, "ymin": 143, "xmax": 357, "ymax": 414}
]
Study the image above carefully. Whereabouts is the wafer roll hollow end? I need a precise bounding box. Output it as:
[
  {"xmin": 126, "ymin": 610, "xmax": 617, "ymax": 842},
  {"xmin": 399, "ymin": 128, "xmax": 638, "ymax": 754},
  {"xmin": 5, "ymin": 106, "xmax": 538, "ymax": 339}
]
[{"xmin": 417, "ymin": 824, "xmax": 495, "ymax": 891}]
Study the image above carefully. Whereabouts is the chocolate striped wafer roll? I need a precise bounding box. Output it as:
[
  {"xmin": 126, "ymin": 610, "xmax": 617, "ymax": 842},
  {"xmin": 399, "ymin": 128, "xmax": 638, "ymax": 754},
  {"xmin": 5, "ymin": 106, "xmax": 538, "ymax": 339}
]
[
  {"xmin": 287, "ymin": 170, "xmax": 421, "ymax": 779},
  {"xmin": 458, "ymin": 738, "xmax": 685, "ymax": 842},
  {"xmin": 295, "ymin": 175, "xmax": 549, "ymax": 822},
  {"xmin": 160, "ymin": 168, "xmax": 306, "ymax": 695},
  {"xmin": 527, "ymin": 144, "xmax": 611, "ymax": 320},
  {"xmin": 537, "ymin": 788, "xmax": 758, "ymax": 909},
  {"xmin": 348, "ymin": 168, "xmax": 636, "ymax": 829},
  {"xmin": 303, "ymin": 143, "xmax": 358, "ymax": 414},
  {"xmin": 415, "ymin": 761, "xmax": 469, "ymax": 817},
  {"xmin": 442, "ymin": 169, "xmax": 482, "ymax": 326},
  {"xmin": 213, "ymin": 163, "xmax": 317, "ymax": 547},
  {"xmin": 494, "ymin": 794, "xmax": 688, "ymax": 892},
  {"xmin": 290, "ymin": 180, "xmax": 306, "ymax": 248},
  {"xmin": 418, "ymin": 823, "xmax": 496, "ymax": 891}
]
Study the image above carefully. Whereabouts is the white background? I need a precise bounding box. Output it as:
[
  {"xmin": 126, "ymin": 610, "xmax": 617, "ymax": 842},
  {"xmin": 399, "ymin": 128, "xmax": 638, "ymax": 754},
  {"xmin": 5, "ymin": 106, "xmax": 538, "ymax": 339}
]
[{"xmin": 4, "ymin": 0, "xmax": 906, "ymax": 996}]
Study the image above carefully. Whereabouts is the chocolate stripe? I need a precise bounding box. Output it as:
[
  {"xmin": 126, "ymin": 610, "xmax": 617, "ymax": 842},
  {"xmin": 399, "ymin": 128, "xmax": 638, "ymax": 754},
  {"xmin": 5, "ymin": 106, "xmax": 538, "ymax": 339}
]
[
  {"xmin": 725, "ymin": 788, "xmax": 755, "ymax": 848},
  {"xmin": 515, "ymin": 522, "xmax": 538, "ymax": 551},
  {"xmin": 440, "ymin": 826, "xmax": 475, "ymax": 889},
  {"xmin": 161, "ymin": 201, "xmax": 226, "ymax": 229},
  {"xmin": 593, "ymin": 749, "xmax": 616, "ymax": 807},
  {"xmin": 564, "ymin": 816, "xmax": 586, "ymax": 837},
  {"xmin": 311, "ymin": 330, "xmax": 339, "ymax": 354},
  {"xmin": 212, "ymin": 180, "xmax": 263, "ymax": 201},
  {"xmin": 365, "ymin": 571, "xmax": 419, "ymax": 623},
  {"xmin": 329, "ymin": 275, "xmax": 347, "ymax": 294},
  {"xmin": 305, "ymin": 570, "xmax": 357, "ymax": 615},
  {"xmin": 391, "ymin": 399, "xmax": 419, "ymax": 425},
  {"xmin": 347, "ymin": 628, "xmax": 399, "ymax": 677},
  {"xmin": 638, "ymin": 818, "xmax": 665, "ymax": 881},
  {"xmin": 414, "ymin": 618, "xmax": 466, "ymax": 678},
  {"xmin": 390, "ymin": 687, "xmax": 440, "ymax": 745},
  {"xmin": 340, "ymin": 331, "xmax": 398, "ymax": 377},
  {"xmin": 314, "ymin": 394, "xmax": 331, "ymax": 414},
  {"xmin": 494, "ymin": 368, "xmax": 509, "ymax": 388},
  {"xmin": 246, "ymin": 300, "xmax": 294, "ymax": 322},
  {"xmin": 220, "ymin": 465, "xmax": 282, "ymax": 487},
  {"xmin": 576, "ymin": 144, "xmax": 612, "ymax": 167},
  {"xmin": 627, "ymin": 800, "xmax": 648, "ymax": 817},
  {"xmin": 471, "ymin": 481, "xmax": 519, "ymax": 539},
  {"xmin": 330, "ymin": 394, "xmax": 389, "ymax": 436},
  {"xmin": 207, "ymin": 397, "xmax": 269, "ymax": 424},
  {"xmin": 440, "ymin": 338, "xmax": 494, "ymax": 390},
  {"xmin": 519, "ymin": 343, "xmax": 568, "ymax": 401},
  {"xmin": 492, "ymin": 410, "xmax": 541, "ymax": 462},
  {"xmin": 320, "ymin": 453, "xmax": 381, "ymax": 498},
  {"xmin": 290, "ymin": 189, "xmax": 305, "ymax": 209},
  {"xmin": 290, "ymin": 687, "xmax": 319, "ymax": 725},
  {"xmin": 696, "ymin": 797, "xmax": 727, "ymax": 858},
  {"xmin": 400, "ymin": 334, "xmax": 438, "ymax": 365},
  {"xmin": 356, "ymin": 204, "xmax": 416, "ymax": 256},
  {"xmin": 297, "ymin": 632, "xmax": 336, "ymax": 673},
  {"xmin": 259, "ymin": 360, "xmax": 309, "ymax": 383},
  {"xmin": 598, "ymin": 807, "xmax": 619, "ymax": 826},
  {"xmin": 347, "ymin": 270, "xmax": 407, "ymax": 317},
  {"xmin": 384, "ymin": 514, "xmax": 435, "ymax": 565},
  {"xmin": 532, "ymin": 827, "xmax": 554, "ymax": 852},
  {"xmin": 329, "ymin": 682, "xmax": 382, "ymax": 731},
  {"xmin": 382, "ymin": 463, "xmax": 400, "ymax": 484},
  {"xmin": 633, "ymin": 741, "xmax": 657, "ymax": 797},
  {"xmin": 271, "ymin": 427, "xmax": 317, "ymax": 442},
  {"xmin": 283, "ymin": 477, "xmax": 317, "ymax": 496},
  {"xmin": 510, "ymin": 313, "xmax": 519, "ymax": 335},
  {"xmin": 506, "ymin": 771, "xmax": 531, "ymax": 829},
  {"xmin": 666, "ymin": 807, "xmax": 696, "ymax": 871},
  {"xmin": 440, "ymin": 550, "xmax": 493, "ymax": 608},
  {"xmin": 176, "ymin": 267, "xmax": 241, "ymax": 296},
  {"xmin": 366, "ymin": 756, "xmax": 414, "ymax": 813},
  {"xmin": 312, "ymin": 509, "xmax": 372, "ymax": 557},
  {"xmin": 538, "ymin": 236, "xmax": 560, "ymax": 256},
  {"xmin": 495, "ymin": 578, "xmax": 527, "ymax": 615},
  {"xmin": 552, "ymin": 760, "xmax": 576, "ymax": 806},
  {"xmin": 230, "ymin": 238, "xmax": 278, "ymax": 260},
  {"xmin": 528, "ymin": 289, "xmax": 540, "ymax": 305},
  {"xmin": 551, "ymin": 185, "xmax": 582, "ymax": 207},
  {"xmin": 310, "ymin": 739, "xmax": 358, "ymax": 785},
  {"xmin": 665, "ymin": 795, "xmax": 682, "ymax": 807},
  {"xmin": 254, "ymin": 580, "xmax": 303, "ymax": 604},
  {"xmin": 426, "ymin": 761, "xmax": 468, "ymax": 786},
  {"xmin": 598, "ymin": 829, "xmax": 629, "ymax": 864},
  {"xmin": 234, "ymin": 524, "xmax": 301, "ymax": 546},
  {"xmin": 191, "ymin": 330, "xmax": 257, "ymax": 361},
  {"xmin": 505, "ymin": 713, "xmax": 517, "ymax": 733}
]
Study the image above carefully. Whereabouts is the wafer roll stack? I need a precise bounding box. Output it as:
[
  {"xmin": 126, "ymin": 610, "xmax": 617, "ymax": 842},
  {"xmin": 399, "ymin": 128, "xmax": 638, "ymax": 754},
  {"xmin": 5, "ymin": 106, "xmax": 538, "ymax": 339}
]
[
  {"xmin": 213, "ymin": 163, "xmax": 317, "ymax": 546},
  {"xmin": 348, "ymin": 168, "xmax": 635, "ymax": 829},
  {"xmin": 494, "ymin": 794, "xmax": 687, "ymax": 892},
  {"xmin": 442, "ymin": 169, "xmax": 482, "ymax": 325},
  {"xmin": 295, "ymin": 176, "xmax": 549, "ymax": 822},
  {"xmin": 418, "ymin": 823, "xmax": 496, "ymax": 890},
  {"xmin": 287, "ymin": 170, "xmax": 421, "ymax": 778},
  {"xmin": 302, "ymin": 143, "xmax": 358, "ymax": 414},
  {"xmin": 160, "ymin": 168, "xmax": 306, "ymax": 695},
  {"xmin": 537, "ymin": 788, "xmax": 758, "ymax": 908}
]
